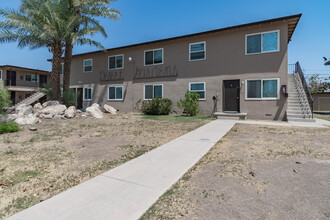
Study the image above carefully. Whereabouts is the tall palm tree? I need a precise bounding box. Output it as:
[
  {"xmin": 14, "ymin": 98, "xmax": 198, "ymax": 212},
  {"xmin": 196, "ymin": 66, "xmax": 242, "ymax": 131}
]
[
  {"xmin": 62, "ymin": 0, "xmax": 120, "ymax": 92},
  {"xmin": 0, "ymin": 0, "xmax": 79, "ymax": 101}
]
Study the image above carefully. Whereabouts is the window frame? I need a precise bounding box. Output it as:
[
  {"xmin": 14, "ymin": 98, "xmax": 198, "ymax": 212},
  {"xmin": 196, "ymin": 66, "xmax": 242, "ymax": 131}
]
[
  {"xmin": 83, "ymin": 87, "xmax": 93, "ymax": 101},
  {"xmin": 144, "ymin": 48, "xmax": 164, "ymax": 66},
  {"xmin": 108, "ymin": 54, "xmax": 124, "ymax": 70},
  {"xmin": 143, "ymin": 84, "xmax": 163, "ymax": 100},
  {"xmin": 189, "ymin": 41, "xmax": 206, "ymax": 61},
  {"xmin": 61, "ymin": 63, "xmax": 64, "ymax": 75},
  {"xmin": 245, "ymin": 30, "xmax": 280, "ymax": 55},
  {"xmin": 245, "ymin": 78, "xmax": 280, "ymax": 100},
  {"xmin": 108, "ymin": 85, "xmax": 124, "ymax": 101},
  {"xmin": 83, "ymin": 59, "xmax": 93, "ymax": 72},
  {"xmin": 189, "ymin": 82, "xmax": 206, "ymax": 100},
  {"xmin": 25, "ymin": 74, "xmax": 38, "ymax": 82}
]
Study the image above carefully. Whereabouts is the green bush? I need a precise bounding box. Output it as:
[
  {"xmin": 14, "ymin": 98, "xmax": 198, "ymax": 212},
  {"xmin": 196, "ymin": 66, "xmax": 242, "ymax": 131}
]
[
  {"xmin": 177, "ymin": 91, "xmax": 201, "ymax": 116},
  {"xmin": 63, "ymin": 88, "xmax": 79, "ymax": 107},
  {"xmin": 0, "ymin": 121, "xmax": 19, "ymax": 134},
  {"xmin": 136, "ymin": 97, "xmax": 172, "ymax": 115},
  {"xmin": 0, "ymin": 81, "xmax": 11, "ymax": 114},
  {"xmin": 38, "ymin": 83, "xmax": 52, "ymax": 99}
]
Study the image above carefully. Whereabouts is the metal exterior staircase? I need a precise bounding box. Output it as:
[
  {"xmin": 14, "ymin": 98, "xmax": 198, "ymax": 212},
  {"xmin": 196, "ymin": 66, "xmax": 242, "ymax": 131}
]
[{"xmin": 287, "ymin": 63, "xmax": 315, "ymax": 122}]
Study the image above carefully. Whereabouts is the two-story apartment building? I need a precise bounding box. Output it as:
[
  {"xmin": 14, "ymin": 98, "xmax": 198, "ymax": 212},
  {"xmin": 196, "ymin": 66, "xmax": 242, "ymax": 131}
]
[
  {"xmin": 0, "ymin": 65, "xmax": 50, "ymax": 105},
  {"xmin": 66, "ymin": 14, "xmax": 302, "ymax": 120}
]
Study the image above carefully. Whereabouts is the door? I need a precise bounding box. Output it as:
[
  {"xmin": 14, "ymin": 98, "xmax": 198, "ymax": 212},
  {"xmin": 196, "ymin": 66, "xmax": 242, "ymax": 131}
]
[
  {"xmin": 10, "ymin": 91, "xmax": 16, "ymax": 105},
  {"xmin": 223, "ymin": 80, "xmax": 240, "ymax": 112},
  {"xmin": 76, "ymin": 88, "xmax": 83, "ymax": 109},
  {"xmin": 6, "ymin": 70, "xmax": 16, "ymax": 86},
  {"xmin": 39, "ymin": 75, "xmax": 47, "ymax": 88}
]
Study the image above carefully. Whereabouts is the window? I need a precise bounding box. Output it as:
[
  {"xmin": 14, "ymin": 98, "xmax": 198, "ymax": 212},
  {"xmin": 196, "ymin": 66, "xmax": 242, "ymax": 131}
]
[
  {"xmin": 109, "ymin": 55, "xmax": 124, "ymax": 70},
  {"xmin": 83, "ymin": 59, "xmax": 93, "ymax": 72},
  {"xmin": 189, "ymin": 42, "xmax": 206, "ymax": 61},
  {"xmin": 108, "ymin": 86, "xmax": 123, "ymax": 100},
  {"xmin": 61, "ymin": 63, "xmax": 64, "ymax": 75},
  {"xmin": 246, "ymin": 30, "xmax": 279, "ymax": 55},
  {"xmin": 145, "ymin": 49, "xmax": 163, "ymax": 66},
  {"xmin": 83, "ymin": 87, "xmax": 92, "ymax": 100},
  {"xmin": 144, "ymin": 84, "xmax": 163, "ymax": 100},
  {"xmin": 246, "ymin": 78, "xmax": 279, "ymax": 100},
  {"xmin": 189, "ymin": 82, "xmax": 206, "ymax": 100},
  {"xmin": 0, "ymin": 70, "xmax": 2, "ymax": 80},
  {"xmin": 25, "ymin": 74, "xmax": 38, "ymax": 82}
]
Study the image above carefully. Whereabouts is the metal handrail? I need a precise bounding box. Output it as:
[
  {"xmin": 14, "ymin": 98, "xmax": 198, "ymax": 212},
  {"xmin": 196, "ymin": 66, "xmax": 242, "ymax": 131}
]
[{"xmin": 294, "ymin": 62, "xmax": 314, "ymax": 119}]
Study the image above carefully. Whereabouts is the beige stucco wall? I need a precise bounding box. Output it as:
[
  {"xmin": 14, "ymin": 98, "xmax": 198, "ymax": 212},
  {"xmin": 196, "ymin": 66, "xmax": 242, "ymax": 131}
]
[
  {"xmin": 313, "ymin": 93, "xmax": 330, "ymax": 111},
  {"xmin": 69, "ymin": 21, "xmax": 289, "ymax": 120}
]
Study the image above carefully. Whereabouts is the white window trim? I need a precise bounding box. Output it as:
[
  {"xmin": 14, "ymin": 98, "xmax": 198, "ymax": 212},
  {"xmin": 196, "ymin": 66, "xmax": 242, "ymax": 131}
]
[
  {"xmin": 61, "ymin": 63, "xmax": 64, "ymax": 75},
  {"xmin": 245, "ymin": 30, "xmax": 280, "ymax": 55},
  {"xmin": 108, "ymin": 54, "xmax": 124, "ymax": 70},
  {"xmin": 0, "ymin": 70, "xmax": 2, "ymax": 80},
  {"xmin": 25, "ymin": 74, "xmax": 38, "ymax": 83},
  {"xmin": 83, "ymin": 59, "xmax": 93, "ymax": 72},
  {"xmin": 245, "ymin": 78, "xmax": 280, "ymax": 100},
  {"xmin": 143, "ymin": 84, "xmax": 164, "ymax": 100},
  {"xmin": 108, "ymin": 85, "xmax": 124, "ymax": 101},
  {"xmin": 189, "ymin": 41, "xmax": 206, "ymax": 61},
  {"xmin": 83, "ymin": 87, "xmax": 93, "ymax": 101},
  {"xmin": 144, "ymin": 48, "xmax": 164, "ymax": 66},
  {"xmin": 189, "ymin": 82, "xmax": 206, "ymax": 100}
]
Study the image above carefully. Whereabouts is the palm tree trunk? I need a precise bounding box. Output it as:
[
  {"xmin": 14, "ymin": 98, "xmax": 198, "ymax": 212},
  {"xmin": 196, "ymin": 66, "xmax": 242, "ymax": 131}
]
[
  {"xmin": 63, "ymin": 41, "xmax": 73, "ymax": 92},
  {"xmin": 51, "ymin": 44, "xmax": 63, "ymax": 101}
]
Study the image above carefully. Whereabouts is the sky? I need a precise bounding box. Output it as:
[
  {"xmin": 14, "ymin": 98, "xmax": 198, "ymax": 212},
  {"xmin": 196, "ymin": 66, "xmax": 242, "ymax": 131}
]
[{"xmin": 0, "ymin": 0, "xmax": 329, "ymax": 80}]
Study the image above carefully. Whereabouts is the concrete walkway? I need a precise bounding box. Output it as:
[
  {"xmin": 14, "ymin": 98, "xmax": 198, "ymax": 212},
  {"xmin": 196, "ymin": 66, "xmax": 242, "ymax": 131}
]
[{"xmin": 8, "ymin": 120, "xmax": 236, "ymax": 220}]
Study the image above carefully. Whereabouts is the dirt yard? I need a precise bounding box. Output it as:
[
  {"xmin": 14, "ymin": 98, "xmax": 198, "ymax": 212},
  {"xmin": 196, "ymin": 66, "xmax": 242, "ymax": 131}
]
[
  {"xmin": 141, "ymin": 124, "xmax": 330, "ymax": 220},
  {"xmin": 314, "ymin": 113, "xmax": 330, "ymax": 121},
  {"xmin": 0, "ymin": 114, "xmax": 211, "ymax": 219}
]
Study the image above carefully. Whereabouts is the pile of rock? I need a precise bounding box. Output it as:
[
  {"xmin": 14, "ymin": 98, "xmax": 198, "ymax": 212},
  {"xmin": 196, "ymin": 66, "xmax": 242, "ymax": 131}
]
[{"xmin": 7, "ymin": 102, "xmax": 117, "ymax": 125}]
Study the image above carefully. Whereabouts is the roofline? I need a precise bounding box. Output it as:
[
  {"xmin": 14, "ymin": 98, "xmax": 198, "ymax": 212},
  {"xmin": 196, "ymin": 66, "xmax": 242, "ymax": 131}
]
[
  {"xmin": 0, "ymin": 65, "xmax": 50, "ymax": 74},
  {"xmin": 48, "ymin": 13, "xmax": 302, "ymax": 61}
]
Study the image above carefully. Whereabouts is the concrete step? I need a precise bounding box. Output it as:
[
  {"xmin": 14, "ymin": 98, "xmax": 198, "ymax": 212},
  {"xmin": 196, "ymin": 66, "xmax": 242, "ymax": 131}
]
[
  {"xmin": 214, "ymin": 112, "xmax": 247, "ymax": 120},
  {"xmin": 287, "ymin": 117, "xmax": 316, "ymax": 123},
  {"xmin": 286, "ymin": 110, "xmax": 304, "ymax": 114}
]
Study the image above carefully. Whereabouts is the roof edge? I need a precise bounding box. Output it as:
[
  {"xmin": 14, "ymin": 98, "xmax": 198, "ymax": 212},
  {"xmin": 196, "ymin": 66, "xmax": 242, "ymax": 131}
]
[{"xmin": 0, "ymin": 65, "xmax": 50, "ymax": 74}]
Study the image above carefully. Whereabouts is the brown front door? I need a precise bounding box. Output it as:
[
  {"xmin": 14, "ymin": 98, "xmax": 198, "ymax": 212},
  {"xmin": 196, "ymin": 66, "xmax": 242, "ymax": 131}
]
[
  {"xmin": 6, "ymin": 71, "xmax": 16, "ymax": 86},
  {"xmin": 223, "ymin": 80, "xmax": 240, "ymax": 112}
]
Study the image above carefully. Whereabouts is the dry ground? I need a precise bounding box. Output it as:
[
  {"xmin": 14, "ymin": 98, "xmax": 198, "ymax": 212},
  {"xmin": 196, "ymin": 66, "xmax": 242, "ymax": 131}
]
[
  {"xmin": 141, "ymin": 124, "xmax": 330, "ymax": 220},
  {"xmin": 314, "ymin": 113, "xmax": 330, "ymax": 121},
  {"xmin": 0, "ymin": 113, "xmax": 212, "ymax": 219}
]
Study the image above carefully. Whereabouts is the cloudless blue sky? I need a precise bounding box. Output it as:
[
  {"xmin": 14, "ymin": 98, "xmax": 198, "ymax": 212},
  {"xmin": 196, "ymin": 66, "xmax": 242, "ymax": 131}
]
[{"xmin": 0, "ymin": 0, "xmax": 329, "ymax": 80}]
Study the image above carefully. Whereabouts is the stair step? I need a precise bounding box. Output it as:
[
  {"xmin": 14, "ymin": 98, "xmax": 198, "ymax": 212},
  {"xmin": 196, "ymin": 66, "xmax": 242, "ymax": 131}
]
[{"xmin": 287, "ymin": 117, "xmax": 316, "ymax": 123}]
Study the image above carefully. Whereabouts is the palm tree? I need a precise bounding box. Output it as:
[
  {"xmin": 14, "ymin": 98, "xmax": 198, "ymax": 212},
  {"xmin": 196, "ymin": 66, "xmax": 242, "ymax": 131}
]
[
  {"xmin": 0, "ymin": 0, "xmax": 79, "ymax": 101},
  {"xmin": 62, "ymin": 0, "xmax": 120, "ymax": 92}
]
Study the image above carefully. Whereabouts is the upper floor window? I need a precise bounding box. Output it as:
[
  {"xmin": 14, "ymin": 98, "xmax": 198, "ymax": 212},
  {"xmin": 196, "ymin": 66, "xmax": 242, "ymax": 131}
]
[
  {"xmin": 25, "ymin": 74, "xmax": 38, "ymax": 82},
  {"xmin": 83, "ymin": 87, "xmax": 92, "ymax": 100},
  {"xmin": 246, "ymin": 30, "xmax": 279, "ymax": 55},
  {"xmin": 83, "ymin": 59, "xmax": 93, "ymax": 72},
  {"xmin": 60, "ymin": 63, "xmax": 64, "ymax": 75},
  {"xmin": 109, "ymin": 55, "xmax": 124, "ymax": 70},
  {"xmin": 144, "ymin": 84, "xmax": 163, "ymax": 100},
  {"xmin": 246, "ymin": 78, "xmax": 279, "ymax": 100},
  {"xmin": 108, "ymin": 86, "xmax": 123, "ymax": 100},
  {"xmin": 145, "ymin": 49, "xmax": 163, "ymax": 66},
  {"xmin": 189, "ymin": 42, "xmax": 206, "ymax": 61},
  {"xmin": 189, "ymin": 82, "xmax": 206, "ymax": 100}
]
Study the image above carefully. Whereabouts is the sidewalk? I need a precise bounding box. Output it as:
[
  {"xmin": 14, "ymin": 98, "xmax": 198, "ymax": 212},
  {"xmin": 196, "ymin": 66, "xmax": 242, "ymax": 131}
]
[{"xmin": 8, "ymin": 120, "xmax": 236, "ymax": 220}]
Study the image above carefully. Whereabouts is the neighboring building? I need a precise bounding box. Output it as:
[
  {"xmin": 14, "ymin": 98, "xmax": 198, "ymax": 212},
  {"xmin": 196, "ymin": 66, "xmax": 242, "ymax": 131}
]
[
  {"xmin": 0, "ymin": 65, "xmax": 50, "ymax": 105},
  {"xmin": 65, "ymin": 14, "xmax": 302, "ymax": 120},
  {"xmin": 313, "ymin": 89, "xmax": 330, "ymax": 111}
]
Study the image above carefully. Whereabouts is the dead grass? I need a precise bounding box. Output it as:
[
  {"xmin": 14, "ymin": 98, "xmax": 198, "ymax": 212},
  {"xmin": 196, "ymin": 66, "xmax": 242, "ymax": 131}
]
[
  {"xmin": 141, "ymin": 124, "xmax": 330, "ymax": 220},
  {"xmin": 0, "ymin": 113, "xmax": 211, "ymax": 219},
  {"xmin": 314, "ymin": 113, "xmax": 330, "ymax": 121}
]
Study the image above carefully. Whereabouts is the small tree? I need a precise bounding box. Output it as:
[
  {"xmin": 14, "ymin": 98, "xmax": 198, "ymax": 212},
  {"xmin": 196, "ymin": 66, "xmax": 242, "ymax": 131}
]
[
  {"xmin": 177, "ymin": 91, "xmax": 200, "ymax": 116},
  {"xmin": 308, "ymin": 74, "xmax": 330, "ymax": 94},
  {"xmin": 0, "ymin": 82, "xmax": 11, "ymax": 115}
]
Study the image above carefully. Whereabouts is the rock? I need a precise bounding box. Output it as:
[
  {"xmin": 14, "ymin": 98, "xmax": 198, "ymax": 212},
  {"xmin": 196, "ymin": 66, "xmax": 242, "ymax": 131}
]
[
  {"xmin": 42, "ymin": 113, "xmax": 54, "ymax": 119},
  {"xmin": 29, "ymin": 127, "xmax": 37, "ymax": 131},
  {"xmin": 54, "ymin": 115, "xmax": 65, "ymax": 120},
  {"xmin": 18, "ymin": 105, "xmax": 33, "ymax": 116},
  {"xmin": 86, "ymin": 103, "xmax": 104, "ymax": 119},
  {"xmin": 65, "ymin": 106, "xmax": 76, "ymax": 118},
  {"xmin": 33, "ymin": 103, "xmax": 43, "ymax": 111},
  {"xmin": 76, "ymin": 109, "xmax": 82, "ymax": 113},
  {"xmin": 7, "ymin": 114, "xmax": 18, "ymax": 121},
  {"xmin": 38, "ymin": 104, "xmax": 67, "ymax": 116},
  {"xmin": 42, "ymin": 101, "xmax": 60, "ymax": 108},
  {"xmin": 104, "ymin": 104, "xmax": 117, "ymax": 114},
  {"xmin": 15, "ymin": 103, "xmax": 29, "ymax": 112},
  {"xmin": 15, "ymin": 116, "xmax": 40, "ymax": 125},
  {"xmin": 81, "ymin": 114, "xmax": 88, "ymax": 118}
]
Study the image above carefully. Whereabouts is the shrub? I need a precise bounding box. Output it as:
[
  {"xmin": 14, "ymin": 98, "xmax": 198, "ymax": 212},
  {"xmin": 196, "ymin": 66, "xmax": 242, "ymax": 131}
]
[
  {"xmin": 38, "ymin": 83, "xmax": 52, "ymax": 100},
  {"xmin": 0, "ymin": 121, "xmax": 19, "ymax": 134},
  {"xmin": 63, "ymin": 88, "xmax": 79, "ymax": 107},
  {"xmin": 0, "ymin": 81, "xmax": 11, "ymax": 115},
  {"xmin": 177, "ymin": 91, "xmax": 200, "ymax": 116},
  {"xmin": 136, "ymin": 97, "xmax": 172, "ymax": 115}
]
